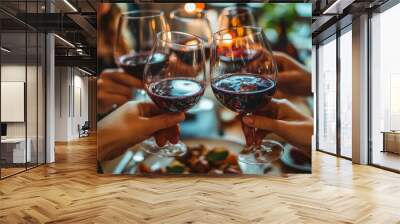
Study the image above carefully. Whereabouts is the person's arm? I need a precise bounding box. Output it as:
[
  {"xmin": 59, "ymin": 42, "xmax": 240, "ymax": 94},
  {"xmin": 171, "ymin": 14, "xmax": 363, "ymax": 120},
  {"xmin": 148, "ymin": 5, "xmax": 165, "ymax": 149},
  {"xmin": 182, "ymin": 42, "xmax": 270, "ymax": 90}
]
[
  {"xmin": 274, "ymin": 52, "xmax": 312, "ymax": 97},
  {"xmin": 98, "ymin": 101, "xmax": 185, "ymax": 161},
  {"xmin": 97, "ymin": 69, "xmax": 143, "ymax": 114}
]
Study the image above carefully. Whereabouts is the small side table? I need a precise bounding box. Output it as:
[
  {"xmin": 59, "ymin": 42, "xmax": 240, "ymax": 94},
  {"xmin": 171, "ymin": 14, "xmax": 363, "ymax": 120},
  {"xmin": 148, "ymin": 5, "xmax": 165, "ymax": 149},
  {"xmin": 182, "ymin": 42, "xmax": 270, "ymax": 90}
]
[{"xmin": 381, "ymin": 131, "xmax": 400, "ymax": 154}]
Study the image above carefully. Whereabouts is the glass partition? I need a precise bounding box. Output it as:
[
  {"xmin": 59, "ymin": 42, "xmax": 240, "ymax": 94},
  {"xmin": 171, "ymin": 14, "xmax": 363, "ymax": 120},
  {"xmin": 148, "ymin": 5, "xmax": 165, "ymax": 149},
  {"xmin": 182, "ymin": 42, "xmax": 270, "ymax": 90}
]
[
  {"xmin": 0, "ymin": 0, "xmax": 46, "ymax": 179},
  {"xmin": 339, "ymin": 27, "xmax": 352, "ymax": 158},
  {"xmin": 1, "ymin": 31, "xmax": 28, "ymax": 177},
  {"xmin": 317, "ymin": 36, "xmax": 337, "ymax": 154}
]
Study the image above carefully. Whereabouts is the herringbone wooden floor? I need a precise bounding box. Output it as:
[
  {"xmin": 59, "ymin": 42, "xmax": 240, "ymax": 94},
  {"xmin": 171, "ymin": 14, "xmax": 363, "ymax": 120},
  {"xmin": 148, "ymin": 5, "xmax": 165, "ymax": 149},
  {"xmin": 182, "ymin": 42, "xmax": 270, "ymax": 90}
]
[{"xmin": 0, "ymin": 136, "xmax": 399, "ymax": 224}]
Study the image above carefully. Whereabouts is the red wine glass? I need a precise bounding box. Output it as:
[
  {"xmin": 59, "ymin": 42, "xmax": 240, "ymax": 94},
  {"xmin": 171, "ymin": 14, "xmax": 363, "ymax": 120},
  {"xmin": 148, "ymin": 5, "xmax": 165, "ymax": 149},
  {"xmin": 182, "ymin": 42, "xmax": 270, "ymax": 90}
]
[
  {"xmin": 218, "ymin": 6, "xmax": 256, "ymax": 30},
  {"xmin": 114, "ymin": 10, "xmax": 169, "ymax": 100},
  {"xmin": 143, "ymin": 31, "xmax": 206, "ymax": 157},
  {"xmin": 210, "ymin": 26, "xmax": 283, "ymax": 165},
  {"xmin": 170, "ymin": 9, "xmax": 212, "ymax": 59},
  {"xmin": 169, "ymin": 8, "xmax": 213, "ymax": 113}
]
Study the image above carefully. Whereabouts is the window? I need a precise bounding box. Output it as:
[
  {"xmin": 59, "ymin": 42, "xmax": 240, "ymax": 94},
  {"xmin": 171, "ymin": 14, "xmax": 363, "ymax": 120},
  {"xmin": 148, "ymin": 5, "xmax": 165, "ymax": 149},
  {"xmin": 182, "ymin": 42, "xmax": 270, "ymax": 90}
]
[
  {"xmin": 339, "ymin": 28, "xmax": 352, "ymax": 158},
  {"xmin": 370, "ymin": 3, "xmax": 400, "ymax": 171},
  {"xmin": 317, "ymin": 36, "xmax": 337, "ymax": 154}
]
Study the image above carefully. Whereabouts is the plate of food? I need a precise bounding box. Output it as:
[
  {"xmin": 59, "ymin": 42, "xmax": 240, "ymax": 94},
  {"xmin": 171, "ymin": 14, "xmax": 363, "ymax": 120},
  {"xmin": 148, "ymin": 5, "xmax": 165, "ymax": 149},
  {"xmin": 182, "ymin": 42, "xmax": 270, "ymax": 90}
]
[{"xmin": 136, "ymin": 138, "xmax": 244, "ymax": 175}]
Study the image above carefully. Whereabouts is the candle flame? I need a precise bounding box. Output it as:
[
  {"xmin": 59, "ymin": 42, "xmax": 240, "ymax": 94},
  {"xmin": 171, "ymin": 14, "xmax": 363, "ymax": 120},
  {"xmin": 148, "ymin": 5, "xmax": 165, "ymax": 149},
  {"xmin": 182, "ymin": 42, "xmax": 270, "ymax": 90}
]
[{"xmin": 222, "ymin": 33, "xmax": 233, "ymax": 46}]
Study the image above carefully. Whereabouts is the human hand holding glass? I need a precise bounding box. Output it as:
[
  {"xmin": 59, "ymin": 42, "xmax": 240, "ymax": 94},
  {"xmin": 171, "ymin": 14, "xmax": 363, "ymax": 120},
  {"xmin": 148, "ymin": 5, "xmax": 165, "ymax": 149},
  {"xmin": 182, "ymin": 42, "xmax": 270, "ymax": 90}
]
[
  {"xmin": 97, "ymin": 69, "xmax": 143, "ymax": 114},
  {"xmin": 211, "ymin": 26, "xmax": 283, "ymax": 164},
  {"xmin": 274, "ymin": 52, "xmax": 312, "ymax": 96},
  {"xmin": 143, "ymin": 31, "xmax": 207, "ymax": 157},
  {"xmin": 242, "ymin": 98, "xmax": 313, "ymax": 156},
  {"xmin": 97, "ymin": 101, "xmax": 185, "ymax": 161}
]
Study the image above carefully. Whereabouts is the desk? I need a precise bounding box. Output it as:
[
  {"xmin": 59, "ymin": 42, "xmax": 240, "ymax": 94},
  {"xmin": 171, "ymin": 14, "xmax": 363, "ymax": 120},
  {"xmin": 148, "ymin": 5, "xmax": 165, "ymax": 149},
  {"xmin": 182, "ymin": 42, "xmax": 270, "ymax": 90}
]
[
  {"xmin": 382, "ymin": 131, "xmax": 400, "ymax": 154},
  {"xmin": 1, "ymin": 138, "xmax": 31, "ymax": 164}
]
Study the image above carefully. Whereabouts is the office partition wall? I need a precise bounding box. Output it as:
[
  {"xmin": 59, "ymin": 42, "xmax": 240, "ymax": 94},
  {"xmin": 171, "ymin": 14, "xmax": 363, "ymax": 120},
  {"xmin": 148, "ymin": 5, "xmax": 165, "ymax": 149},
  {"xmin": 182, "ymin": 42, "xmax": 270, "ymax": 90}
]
[
  {"xmin": 0, "ymin": 1, "xmax": 47, "ymax": 179},
  {"xmin": 0, "ymin": 32, "xmax": 28, "ymax": 177}
]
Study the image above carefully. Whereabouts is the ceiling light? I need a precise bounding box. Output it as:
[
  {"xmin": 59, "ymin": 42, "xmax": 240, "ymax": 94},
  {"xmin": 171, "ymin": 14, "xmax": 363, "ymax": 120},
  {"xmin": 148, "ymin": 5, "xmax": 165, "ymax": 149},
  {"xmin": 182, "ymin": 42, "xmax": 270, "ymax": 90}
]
[
  {"xmin": 323, "ymin": 0, "xmax": 342, "ymax": 15},
  {"xmin": 78, "ymin": 67, "xmax": 93, "ymax": 76},
  {"xmin": 54, "ymin": 34, "xmax": 75, "ymax": 48},
  {"xmin": 1, "ymin": 47, "xmax": 11, "ymax": 53},
  {"xmin": 63, "ymin": 0, "xmax": 78, "ymax": 12},
  {"xmin": 322, "ymin": 0, "xmax": 354, "ymax": 15}
]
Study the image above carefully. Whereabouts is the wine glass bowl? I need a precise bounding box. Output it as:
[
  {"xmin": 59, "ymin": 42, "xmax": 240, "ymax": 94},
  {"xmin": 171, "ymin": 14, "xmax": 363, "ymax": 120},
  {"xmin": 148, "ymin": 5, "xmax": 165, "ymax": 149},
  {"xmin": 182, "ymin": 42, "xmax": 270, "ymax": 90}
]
[
  {"xmin": 114, "ymin": 10, "xmax": 169, "ymax": 80},
  {"xmin": 143, "ymin": 31, "xmax": 207, "ymax": 157},
  {"xmin": 145, "ymin": 31, "xmax": 206, "ymax": 113},
  {"xmin": 170, "ymin": 9, "xmax": 212, "ymax": 59},
  {"xmin": 218, "ymin": 6, "xmax": 256, "ymax": 30},
  {"xmin": 211, "ymin": 26, "xmax": 277, "ymax": 113},
  {"xmin": 210, "ymin": 26, "xmax": 282, "ymax": 164}
]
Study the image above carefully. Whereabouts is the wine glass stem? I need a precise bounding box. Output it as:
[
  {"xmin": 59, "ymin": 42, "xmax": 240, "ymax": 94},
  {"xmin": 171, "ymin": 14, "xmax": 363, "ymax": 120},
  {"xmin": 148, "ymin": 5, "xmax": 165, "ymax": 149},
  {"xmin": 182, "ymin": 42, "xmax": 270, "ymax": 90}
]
[
  {"xmin": 241, "ymin": 112, "xmax": 272, "ymax": 151},
  {"xmin": 241, "ymin": 112, "xmax": 253, "ymax": 146}
]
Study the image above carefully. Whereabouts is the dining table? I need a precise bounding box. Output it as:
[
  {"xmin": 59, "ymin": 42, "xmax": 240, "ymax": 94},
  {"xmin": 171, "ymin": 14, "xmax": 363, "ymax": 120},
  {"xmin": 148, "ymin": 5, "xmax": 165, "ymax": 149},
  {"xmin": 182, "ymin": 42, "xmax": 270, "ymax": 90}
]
[{"xmin": 100, "ymin": 92, "xmax": 313, "ymax": 176}]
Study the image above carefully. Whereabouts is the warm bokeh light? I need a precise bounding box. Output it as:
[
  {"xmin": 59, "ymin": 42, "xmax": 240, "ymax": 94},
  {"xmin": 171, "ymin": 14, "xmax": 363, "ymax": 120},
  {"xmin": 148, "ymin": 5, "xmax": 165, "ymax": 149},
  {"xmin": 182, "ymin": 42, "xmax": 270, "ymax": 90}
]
[
  {"xmin": 184, "ymin": 3, "xmax": 196, "ymax": 13},
  {"xmin": 195, "ymin": 3, "xmax": 205, "ymax": 11},
  {"xmin": 222, "ymin": 33, "xmax": 233, "ymax": 46},
  {"xmin": 184, "ymin": 39, "xmax": 199, "ymax": 46},
  {"xmin": 184, "ymin": 3, "xmax": 205, "ymax": 13}
]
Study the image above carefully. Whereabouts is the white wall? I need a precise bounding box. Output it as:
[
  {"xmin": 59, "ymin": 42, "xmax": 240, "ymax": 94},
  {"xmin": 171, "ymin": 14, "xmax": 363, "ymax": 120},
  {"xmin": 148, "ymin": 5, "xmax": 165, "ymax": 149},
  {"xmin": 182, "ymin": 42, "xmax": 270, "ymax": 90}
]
[
  {"xmin": 1, "ymin": 65, "xmax": 25, "ymax": 137},
  {"xmin": 73, "ymin": 73, "xmax": 89, "ymax": 137},
  {"xmin": 1, "ymin": 63, "xmax": 46, "ymax": 164},
  {"xmin": 54, "ymin": 67, "xmax": 89, "ymax": 141},
  {"xmin": 55, "ymin": 66, "xmax": 70, "ymax": 141},
  {"xmin": 1, "ymin": 65, "xmax": 35, "ymax": 138}
]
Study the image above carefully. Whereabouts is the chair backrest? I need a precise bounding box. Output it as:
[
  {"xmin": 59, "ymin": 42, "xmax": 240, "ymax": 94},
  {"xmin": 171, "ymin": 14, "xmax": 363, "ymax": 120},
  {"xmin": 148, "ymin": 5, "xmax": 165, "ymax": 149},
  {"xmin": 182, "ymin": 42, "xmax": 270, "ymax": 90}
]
[{"xmin": 82, "ymin": 121, "xmax": 90, "ymax": 129}]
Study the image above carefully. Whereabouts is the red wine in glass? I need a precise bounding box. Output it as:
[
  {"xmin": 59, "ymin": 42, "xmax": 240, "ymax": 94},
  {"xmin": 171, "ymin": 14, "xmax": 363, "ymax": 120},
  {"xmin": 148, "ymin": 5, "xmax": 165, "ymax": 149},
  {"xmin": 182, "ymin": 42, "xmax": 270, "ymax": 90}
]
[
  {"xmin": 211, "ymin": 73, "xmax": 276, "ymax": 113},
  {"xmin": 147, "ymin": 78, "xmax": 205, "ymax": 112},
  {"xmin": 113, "ymin": 10, "xmax": 168, "ymax": 101},
  {"xmin": 211, "ymin": 26, "xmax": 282, "ymax": 165},
  {"xmin": 118, "ymin": 52, "xmax": 167, "ymax": 80},
  {"xmin": 143, "ymin": 31, "xmax": 206, "ymax": 157}
]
